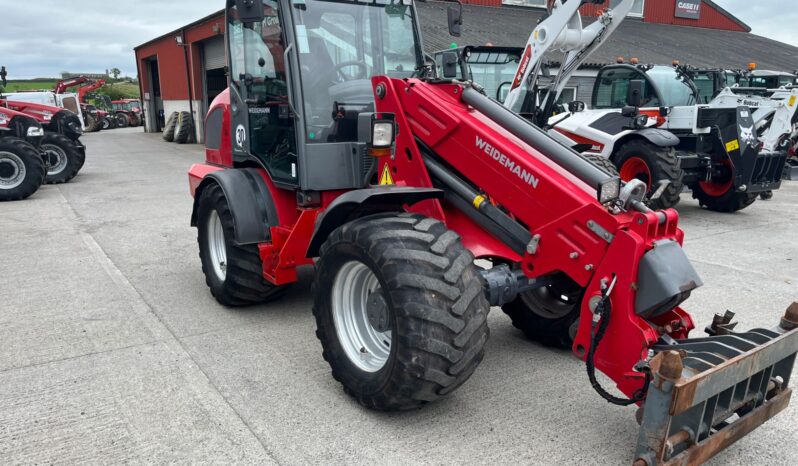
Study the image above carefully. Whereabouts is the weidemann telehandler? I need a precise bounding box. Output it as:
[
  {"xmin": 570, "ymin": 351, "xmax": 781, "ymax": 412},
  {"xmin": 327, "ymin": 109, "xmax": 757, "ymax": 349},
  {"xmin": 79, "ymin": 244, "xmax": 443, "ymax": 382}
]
[{"xmin": 188, "ymin": 1, "xmax": 798, "ymax": 464}]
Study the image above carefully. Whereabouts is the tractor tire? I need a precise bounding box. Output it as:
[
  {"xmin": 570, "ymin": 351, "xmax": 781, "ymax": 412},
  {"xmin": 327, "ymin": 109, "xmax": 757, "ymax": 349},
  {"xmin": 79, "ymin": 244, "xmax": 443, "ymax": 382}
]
[
  {"xmin": 0, "ymin": 137, "xmax": 46, "ymax": 202},
  {"xmin": 128, "ymin": 113, "xmax": 141, "ymax": 127},
  {"xmin": 502, "ymin": 273, "xmax": 584, "ymax": 348},
  {"xmin": 115, "ymin": 113, "xmax": 130, "ymax": 129},
  {"xmin": 313, "ymin": 213, "xmax": 490, "ymax": 411},
  {"xmin": 83, "ymin": 114, "xmax": 99, "ymax": 133},
  {"xmin": 174, "ymin": 111, "xmax": 193, "ymax": 144},
  {"xmin": 196, "ymin": 183, "xmax": 288, "ymax": 306},
  {"xmin": 691, "ymin": 185, "xmax": 758, "ymax": 213},
  {"xmin": 581, "ymin": 152, "xmax": 619, "ymax": 176},
  {"xmin": 162, "ymin": 112, "xmax": 179, "ymax": 142},
  {"xmin": 100, "ymin": 117, "xmax": 111, "ymax": 130},
  {"xmin": 41, "ymin": 133, "xmax": 84, "ymax": 184},
  {"xmin": 612, "ymin": 139, "xmax": 683, "ymax": 210}
]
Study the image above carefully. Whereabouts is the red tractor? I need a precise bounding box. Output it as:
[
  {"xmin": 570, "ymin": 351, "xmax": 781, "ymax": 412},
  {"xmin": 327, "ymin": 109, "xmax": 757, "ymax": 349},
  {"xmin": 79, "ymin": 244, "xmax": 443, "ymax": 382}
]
[
  {"xmin": 188, "ymin": 1, "xmax": 798, "ymax": 464},
  {"xmin": 1, "ymin": 99, "xmax": 86, "ymax": 184},
  {"xmin": 112, "ymin": 99, "xmax": 143, "ymax": 127},
  {"xmin": 0, "ymin": 106, "xmax": 46, "ymax": 201}
]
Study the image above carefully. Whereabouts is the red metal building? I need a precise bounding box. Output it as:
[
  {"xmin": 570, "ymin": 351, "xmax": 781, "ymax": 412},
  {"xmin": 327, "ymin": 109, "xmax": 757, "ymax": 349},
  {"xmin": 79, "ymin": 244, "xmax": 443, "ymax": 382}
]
[{"xmin": 134, "ymin": 0, "xmax": 754, "ymax": 143}]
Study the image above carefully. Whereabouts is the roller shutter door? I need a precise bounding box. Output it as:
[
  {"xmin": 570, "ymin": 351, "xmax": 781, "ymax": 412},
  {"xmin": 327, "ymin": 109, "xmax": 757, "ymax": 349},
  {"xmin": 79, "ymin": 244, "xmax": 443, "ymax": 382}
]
[{"xmin": 204, "ymin": 37, "xmax": 226, "ymax": 70}]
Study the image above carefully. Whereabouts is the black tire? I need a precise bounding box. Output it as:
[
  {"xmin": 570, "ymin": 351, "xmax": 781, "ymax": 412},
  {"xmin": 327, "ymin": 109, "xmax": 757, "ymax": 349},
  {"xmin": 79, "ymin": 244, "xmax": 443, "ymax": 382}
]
[
  {"xmin": 691, "ymin": 185, "xmax": 758, "ymax": 213},
  {"xmin": 581, "ymin": 152, "xmax": 619, "ymax": 176},
  {"xmin": 196, "ymin": 183, "xmax": 288, "ymax": 306},
  {"xmin": 115, "ymin": 113, "xmax": 130, "ymax": 128},
  {"xmin": 174, "ymin": 111, "xmax": 193, "ymax": 144},
  {"xmin": 83, "ymin": 114, "xmax": 99, "ymax": 133},
  {"xmin": 128, "ymin": 113, "xmax": 141, "ymax": 127},
  {"xmin": 0, "ymin": 137, "xmax": 46, "ymax": 202},
  {"xmin": 313, "ymin": 213, "xmax": 490, "ymax": 411},
  {"xmin": 41, "ymin": 132, "xmax": 84, "ymax": 184},
  {"xmin": 612, "ymin": 139, "xmax": 683, "ymax": 210},
  {"xmin": 162, "ymin": 112, "xmax": 179, "ymax": 142},
  {"xmin": 502, "ymin": 273, "xmax": 584, "ymax": 348}
]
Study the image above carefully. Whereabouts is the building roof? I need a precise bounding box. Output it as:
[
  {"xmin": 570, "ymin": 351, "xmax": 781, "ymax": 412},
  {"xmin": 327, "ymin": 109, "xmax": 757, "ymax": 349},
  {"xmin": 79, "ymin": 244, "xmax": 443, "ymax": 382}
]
[
  {"xmin": 417, "ymin": 2, "xmax": 798, "ymax": 71},
  {"xmin": 134, "ymin": 9, "xmax": 224, "ymax": 51},
  {"xmin": 704, "ymin": 0, "xmax": 751, "ymax": 33}
]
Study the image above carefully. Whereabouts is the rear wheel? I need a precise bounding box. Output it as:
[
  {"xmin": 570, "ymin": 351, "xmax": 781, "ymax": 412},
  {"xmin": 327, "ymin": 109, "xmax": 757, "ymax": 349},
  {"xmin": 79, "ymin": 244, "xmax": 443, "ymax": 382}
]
[
  {"xmin": 0, "ymin": 137, "xmax": 45, "ymax": 202},
  {"xmin": 41, "ymin": 133, "xmax": 84, "ymax": 184},
  {"xmin": 612, "ymin": 139, "xmax": 683, "ymax": 210},
  {"xmin": 502, "ymin": 273, "xmax": 584, "ymax": 348},
  {"xmin": 690, "ymin": 160, "xmax": 757, "ymax": 213},
  {"xmin": 313, "ymin": 213, "xmax": 490, "ymax": 410},
  {"xmin": 197, "ymin": 183, "xmax": 287, "ymax": 306},
  {"xmin": 162, "ymin": 112, "xmax": 179, "ymax": 142}
]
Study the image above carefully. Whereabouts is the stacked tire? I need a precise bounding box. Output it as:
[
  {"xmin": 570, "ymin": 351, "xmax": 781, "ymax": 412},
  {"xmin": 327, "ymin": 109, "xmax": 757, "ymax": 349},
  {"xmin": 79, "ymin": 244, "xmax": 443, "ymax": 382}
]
[
  {"xmin": 0, "ymin": 137, "xmax": 46, "ymax": 202},
  {"xmin": 163, "ymin": 111, "xmax": 194, "ymax": 144}
]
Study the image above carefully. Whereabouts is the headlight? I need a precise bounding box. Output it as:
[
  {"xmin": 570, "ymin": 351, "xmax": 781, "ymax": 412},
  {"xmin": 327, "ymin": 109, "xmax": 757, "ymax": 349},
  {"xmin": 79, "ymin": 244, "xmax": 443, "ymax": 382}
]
[
  {"xmin": 372, "ymin": 121, "xmax": 395, "ymax": 149},
  {"xmin": 598, "ymin": 176, "xmax": 622, "ymax": 204},
  {"xmin": 41, "ymin": 111, "xmax": 53, "ymax": 122},
  {"xmin": 27, "ymin": 127, "xmax": 45, "ymax": 137},
  {"xmin": 634, "ymin": 114, "xmax": 649, "ymax": 128}
]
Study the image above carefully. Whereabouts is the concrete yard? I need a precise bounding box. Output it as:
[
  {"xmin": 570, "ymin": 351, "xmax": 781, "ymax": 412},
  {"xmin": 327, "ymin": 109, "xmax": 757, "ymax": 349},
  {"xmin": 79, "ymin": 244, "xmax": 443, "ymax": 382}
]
[{"xmin": 1, "ymin": 128, "xmax": 797, "ymax": 465}]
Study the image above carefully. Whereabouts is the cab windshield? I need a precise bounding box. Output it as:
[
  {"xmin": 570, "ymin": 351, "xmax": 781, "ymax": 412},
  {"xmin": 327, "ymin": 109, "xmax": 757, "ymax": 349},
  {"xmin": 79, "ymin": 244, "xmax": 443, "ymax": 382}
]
[
  {"xmin": 292, "ymin": 0, "xmax": 422, "ymax": 143},
  {"xmin": 646, "ymin": 66, "xmax": 697, "ymax": 107},
  {"xmin": 464, "ymin": 51, "xmax": 520, "ymax": 102}
]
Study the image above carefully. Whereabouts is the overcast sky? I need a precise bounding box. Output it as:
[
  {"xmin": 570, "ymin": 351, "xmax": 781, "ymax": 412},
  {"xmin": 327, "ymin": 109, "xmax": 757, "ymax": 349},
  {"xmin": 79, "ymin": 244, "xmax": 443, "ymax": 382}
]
[{"xmin": 0, "ymin": 0, "xmax": 795, "ymax": 79}]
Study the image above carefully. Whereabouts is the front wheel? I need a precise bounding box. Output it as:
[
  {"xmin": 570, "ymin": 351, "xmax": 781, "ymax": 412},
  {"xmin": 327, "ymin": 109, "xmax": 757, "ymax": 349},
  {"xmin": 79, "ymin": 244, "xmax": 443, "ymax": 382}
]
[
  {"xmin": 0, "ymin": 137, "xmax": 45, "ymax": 202},
  {"xmin": 41, "ymin": 133, "xmax": 85, "ymax": 184},
  {"xmin": 690, "ymin": 160, "xmax": 757, "ymax": 212},
  {"xmin": 313, "ymin": 213, "xmax": 490, "ymax": 411},
  {"xmin": 196, "ymin": 183, "xmax": 288, "ymax": 306},
  {"xmin": 612, "ymin": 139, "xmax": 683, "ymax": 210},
  {"xmin": 115, "ymin": 113, "xmax": 130, "ymax": 128}
]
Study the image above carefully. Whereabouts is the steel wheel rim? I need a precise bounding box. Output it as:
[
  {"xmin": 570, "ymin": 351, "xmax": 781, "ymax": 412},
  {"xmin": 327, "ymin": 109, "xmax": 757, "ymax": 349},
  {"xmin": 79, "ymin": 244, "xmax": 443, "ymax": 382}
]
[
  {"xmin": 620, "ymin": 156, "xmax": 652, "ymax": 190},
  {"xmin": 520, "ymin": 281, "xmax": 581, "ymax": 319},
  {"xmin": 332, "ymin": 261, "xmax": 392, "ymax": 372},
  {"xmin": 0, "ymin": 151, "xmax": 26, "ymax": 190},
  {"xmin": 41, "ymin": 144, "xmax": 68, "ymax": 176},
  {"xmin": 207, "ymin": 210, "xmax": 227, "ymax": 281}
]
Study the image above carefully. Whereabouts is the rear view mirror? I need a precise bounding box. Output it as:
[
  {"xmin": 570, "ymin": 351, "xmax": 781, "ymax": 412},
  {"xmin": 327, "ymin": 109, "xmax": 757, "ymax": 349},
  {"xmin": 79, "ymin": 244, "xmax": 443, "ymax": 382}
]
[
  {"xmin": 568, "ymin": 100, "xmax": 586, "ymax": 113},
  {"xmin": 447, "ymin": 4, "xmax": 463, "ymax": 37},
  {"xmin": 234, "ymin": 0, "xmax": 265, "ymax": 23},
  {"xmin": 627, "ymin": 79, "xmax": 644, "ymax": 108},
  {"xmin": 441, "ymin": 51, "xmax": 459, "ymax": 79}
]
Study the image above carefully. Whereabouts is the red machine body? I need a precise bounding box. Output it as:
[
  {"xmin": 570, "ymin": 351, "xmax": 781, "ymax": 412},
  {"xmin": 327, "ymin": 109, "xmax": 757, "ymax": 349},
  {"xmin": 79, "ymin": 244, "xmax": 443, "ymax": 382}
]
[{"xmin": 191, "ymin": 77, "xmax": 696, "ymax": 400}]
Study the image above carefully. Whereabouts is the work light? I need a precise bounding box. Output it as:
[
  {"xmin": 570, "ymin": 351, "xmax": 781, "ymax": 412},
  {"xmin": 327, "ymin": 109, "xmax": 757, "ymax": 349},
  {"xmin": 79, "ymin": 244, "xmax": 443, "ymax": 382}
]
[
  {"xmin": 598, "ymin": 176, "xmax": 622, "ymax": 204},
  {"xmin": 372, "ymin": 120, "xmax": 395, "ymax": 149}
]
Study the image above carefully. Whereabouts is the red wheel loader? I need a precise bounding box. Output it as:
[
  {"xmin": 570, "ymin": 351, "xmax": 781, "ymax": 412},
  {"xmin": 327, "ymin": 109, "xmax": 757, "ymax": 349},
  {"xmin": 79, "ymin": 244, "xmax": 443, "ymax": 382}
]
[{"xmin": 188, "ymin": 1, "xmax": 798, "ymax": 464}]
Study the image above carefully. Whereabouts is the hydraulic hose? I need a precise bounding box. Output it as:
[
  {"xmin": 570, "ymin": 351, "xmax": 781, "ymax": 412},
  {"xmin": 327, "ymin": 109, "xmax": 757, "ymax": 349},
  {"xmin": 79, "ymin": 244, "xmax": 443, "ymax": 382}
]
[{"xmin": 586, "ymin": 275, "xmax": 652, "ymax": 406}]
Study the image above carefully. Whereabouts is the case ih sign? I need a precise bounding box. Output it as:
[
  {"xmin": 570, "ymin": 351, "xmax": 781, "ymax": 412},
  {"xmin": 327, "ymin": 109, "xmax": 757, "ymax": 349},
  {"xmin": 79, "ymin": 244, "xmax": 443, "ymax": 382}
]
[{"xmin": 675, "ymin": 0, "xmax": 702, "ymax": 19}]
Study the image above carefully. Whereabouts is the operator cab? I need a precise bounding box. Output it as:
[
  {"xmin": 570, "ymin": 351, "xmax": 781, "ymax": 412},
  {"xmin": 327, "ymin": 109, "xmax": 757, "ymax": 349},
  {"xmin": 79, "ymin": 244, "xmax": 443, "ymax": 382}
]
[
  {"xmin": 225, "ymin": 0, "xmax": 423, "ymax": 190},
  {"xmin": 744, "ymin": 70, "xmax": 797, "ymax": 89},
  {"xmin": 592, "ymin": 65, "xmax": 698, "ymax": 109}
]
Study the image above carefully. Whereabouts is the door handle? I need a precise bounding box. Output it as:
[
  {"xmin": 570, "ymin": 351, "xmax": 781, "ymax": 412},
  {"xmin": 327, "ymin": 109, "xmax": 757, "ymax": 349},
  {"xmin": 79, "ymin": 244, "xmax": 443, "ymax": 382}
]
[{"xmin": 283, "ymin": 43, "xmax": 302, "ymax": 120}]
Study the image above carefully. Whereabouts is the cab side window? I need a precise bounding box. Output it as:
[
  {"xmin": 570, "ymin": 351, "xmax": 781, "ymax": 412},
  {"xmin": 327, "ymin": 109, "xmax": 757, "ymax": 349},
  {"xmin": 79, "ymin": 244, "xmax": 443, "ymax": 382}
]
[{"xmin": 593, "ymin": 68, "xmax": 659, "ymax": 109}]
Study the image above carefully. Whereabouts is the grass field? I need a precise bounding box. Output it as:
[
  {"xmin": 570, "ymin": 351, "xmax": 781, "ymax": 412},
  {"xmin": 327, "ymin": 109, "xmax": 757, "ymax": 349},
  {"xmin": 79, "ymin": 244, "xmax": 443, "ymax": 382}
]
[
  {"xmin": 3, "ymin": 79, "xmax": 140, "ymax": 98},
  {"xmin": 4, "ymin": 80, "xmax": 57, "ymax": 92}
]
